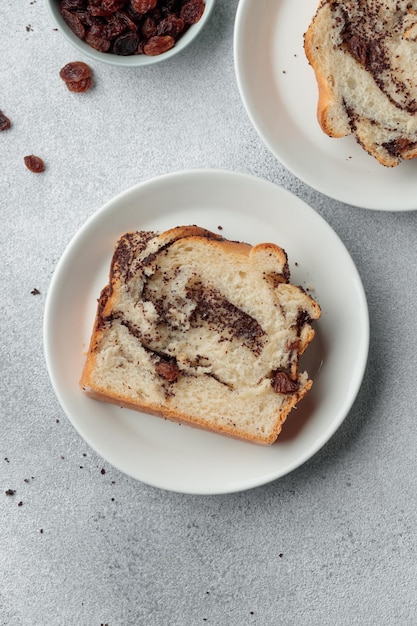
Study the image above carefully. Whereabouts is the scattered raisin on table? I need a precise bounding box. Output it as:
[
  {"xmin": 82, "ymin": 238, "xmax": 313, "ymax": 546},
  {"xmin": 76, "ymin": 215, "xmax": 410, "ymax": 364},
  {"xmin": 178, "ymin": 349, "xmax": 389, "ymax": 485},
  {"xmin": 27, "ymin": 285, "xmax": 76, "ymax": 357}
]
[
  {"xmin": 67, "ymin": 76, "xmax": 94, "ymax": 92},
  {"xmin": 58, "ymin": 0, "xmax": 206, "ymax": 57},
  {"xmin": 0, "ymin": 110, "xmax": 11, "ymax": 131},
  {"xmin": 59, "ymin": 60, "xmax": 91, "ymax": 82},
  {"xmin": 59, "ymin": 61, "xmax": 93, "ymax": 92},
  {"xmin": 24, "ymin": 155, "xmax": 45, "ymax": 173}
]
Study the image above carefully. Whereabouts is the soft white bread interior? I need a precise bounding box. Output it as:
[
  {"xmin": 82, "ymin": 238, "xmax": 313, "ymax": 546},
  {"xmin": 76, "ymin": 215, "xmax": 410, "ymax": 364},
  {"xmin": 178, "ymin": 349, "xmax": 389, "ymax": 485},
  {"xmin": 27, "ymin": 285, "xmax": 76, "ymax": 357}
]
[
  {"xmin": 80, "ymin": 226, "xmax": 321, "ymax": 445},
  {"xmin": 304, "ymin": 0, "xmax": 417, "ymax": 166}
]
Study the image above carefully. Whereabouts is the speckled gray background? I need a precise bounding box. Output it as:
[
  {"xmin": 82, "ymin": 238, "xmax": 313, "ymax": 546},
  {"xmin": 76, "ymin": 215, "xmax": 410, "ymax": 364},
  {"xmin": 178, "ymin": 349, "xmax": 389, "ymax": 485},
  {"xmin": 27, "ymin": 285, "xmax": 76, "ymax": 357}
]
[{"xmin": 1, "ymin": 1, "xmax": 417, "ymax": 625}]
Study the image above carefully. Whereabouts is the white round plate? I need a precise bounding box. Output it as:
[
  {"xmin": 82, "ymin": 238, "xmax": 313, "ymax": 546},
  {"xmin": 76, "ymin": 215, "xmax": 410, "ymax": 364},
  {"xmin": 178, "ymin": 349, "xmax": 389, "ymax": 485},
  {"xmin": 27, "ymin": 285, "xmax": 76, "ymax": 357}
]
[
  {"xmin": 44, "ymin": 170, "xmax": 369, "ymax": 494},
  {"xmin": 234, "ymin": 0, "xmax": 417, "ymax": 211}
]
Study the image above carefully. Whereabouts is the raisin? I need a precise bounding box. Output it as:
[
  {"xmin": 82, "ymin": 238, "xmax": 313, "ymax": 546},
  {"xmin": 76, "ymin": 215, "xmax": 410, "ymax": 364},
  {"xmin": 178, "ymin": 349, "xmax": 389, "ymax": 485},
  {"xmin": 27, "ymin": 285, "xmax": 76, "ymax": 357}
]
[
  {"xmin": 86, "ymin": 31, "xmax": 111, "ymax": 51},
  {"xmin": 142, "ymin": 16, "xmax": 157, "ymax": 38},
  {"xmin": 24, "ymin": 155, "xmax": 45, "ymax": 173},
  {"xmin": 147, "ymin": 8, "xmax": 162, "ymax": 22},
  {"xmin": 59, "ymin": 61, "xmax": 91, "ymax": 82},
  {"xmin": 61, "ymin": 8, "xmax": 86, "ymax": 39},
  {"xmin": 271, "ymin": 372, "xmax": 299, "ymax": 394},
  {"xmin": 104, "ymin": 17, "xmax": 126, "ymax": 39},
  {"xmin": 102, "ymin": 0, "xmax": 127, "ymax": 11},
  {"xmin": 347, "ymin": 35, "xmax": 368, "ymax": 66},
  {"xmin": 180, "ymin": 0, "xmax": 205, "ymax": 25},
  {"xmin": 59, "ymin": 62, "xmax": 93, "ymax": 91},
  {"xmin": 136, "ymin": 38, "xmax": 147, "ymax": 54},
  {"xmin": 156, "ymin": 359, "xmax": 179, "ymax": 382},
  {"xmin": 157, "ymin": 15, "xmax": 185, "ymax": 38},
  {"xmin": 87, "ymin": 21, "xmax": 108, "ymax": 38},
  {"xmin": 0, "ymin": 110, "xmax": 11, "ymax": 131},
  {"xmin": 65, "ymin": 76, "xmax": 94, "ymax": 92},
  {"xmin": 60, "ymin": 0, "xmax": 87, "ymax": 8},
  {"xmin": 88, "ymin": 6, "xmax": 113, "ymax": 16},
  {"xmin": 161, "ymin": 0, "xmax": 180, "ymax": 14},
  {"xmin": 106, "ymin": 11, "xmax": 137, "ymax": 38},
  {"xmin": 131, "ymin": 0, "xmax": 157, "ymax": 13},
  {"xmin": 113, "ymin": 31, "xmax": 140, "ymax": 54},
  {"xmin": 143, "ymin": 34, "xmax": 175, "ymax": 55},
  {"xmin": 75, "ymin": 10, "xmax": 94, "ymax": 27}
]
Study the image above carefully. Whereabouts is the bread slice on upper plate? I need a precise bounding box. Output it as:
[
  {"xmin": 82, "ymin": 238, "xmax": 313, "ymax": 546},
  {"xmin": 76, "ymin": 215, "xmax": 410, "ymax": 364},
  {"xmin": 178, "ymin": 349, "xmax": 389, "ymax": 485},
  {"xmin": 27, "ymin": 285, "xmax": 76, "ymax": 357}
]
[
  {"xmin": 304, "ymin": 0, "xmax": 417, "ymax": 166},
  {"xmin": 80, "ymin": 225, "xmax": 321, "ymax": 445}
]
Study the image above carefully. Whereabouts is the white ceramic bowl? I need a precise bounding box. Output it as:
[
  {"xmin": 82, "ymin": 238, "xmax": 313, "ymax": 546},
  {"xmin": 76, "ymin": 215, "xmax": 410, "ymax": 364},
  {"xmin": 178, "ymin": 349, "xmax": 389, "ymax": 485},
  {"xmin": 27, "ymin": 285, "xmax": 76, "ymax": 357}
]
[{"xmin": 46, "ymin": 0, "xmax": 215, "ymax": 67}]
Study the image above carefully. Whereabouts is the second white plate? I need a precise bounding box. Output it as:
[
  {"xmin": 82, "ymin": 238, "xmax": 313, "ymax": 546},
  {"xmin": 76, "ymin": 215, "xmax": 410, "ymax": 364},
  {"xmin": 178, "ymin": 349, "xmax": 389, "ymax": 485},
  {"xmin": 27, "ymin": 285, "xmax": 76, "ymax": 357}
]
[
  {"xmin": 44, "ymin": 170, "xmax": 369, "ymax": 494},
  {"xmin": 234, "ymin": 0, "xmax": 417, "ymax": 211}
]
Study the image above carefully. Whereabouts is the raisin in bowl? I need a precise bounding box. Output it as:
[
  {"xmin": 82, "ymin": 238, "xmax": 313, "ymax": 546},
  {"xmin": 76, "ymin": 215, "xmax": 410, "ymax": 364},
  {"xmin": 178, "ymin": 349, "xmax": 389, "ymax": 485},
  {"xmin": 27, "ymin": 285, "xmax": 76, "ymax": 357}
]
[{"xmin": 47, "ymin": 0, "xmax": 215, "ymax": 66}]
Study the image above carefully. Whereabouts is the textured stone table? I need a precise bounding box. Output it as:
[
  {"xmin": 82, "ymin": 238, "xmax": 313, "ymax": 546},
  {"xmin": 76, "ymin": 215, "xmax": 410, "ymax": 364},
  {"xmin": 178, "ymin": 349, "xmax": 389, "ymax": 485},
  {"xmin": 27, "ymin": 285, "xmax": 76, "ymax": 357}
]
[{"xmin": 1, "ymin": 1, "xmax": 417, "ymax": 624}]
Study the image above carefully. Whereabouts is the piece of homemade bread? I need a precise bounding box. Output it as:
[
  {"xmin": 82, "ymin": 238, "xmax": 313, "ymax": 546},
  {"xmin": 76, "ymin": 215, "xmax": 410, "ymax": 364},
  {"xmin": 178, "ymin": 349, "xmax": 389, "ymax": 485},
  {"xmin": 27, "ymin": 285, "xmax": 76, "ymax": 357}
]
[
  {"xmin": 304, "ymin": 0, "xmax": 417, "ymax": 166},
  {"xmin": 80, "ymin": 226, "xmax": 321, "ymax": 445}
]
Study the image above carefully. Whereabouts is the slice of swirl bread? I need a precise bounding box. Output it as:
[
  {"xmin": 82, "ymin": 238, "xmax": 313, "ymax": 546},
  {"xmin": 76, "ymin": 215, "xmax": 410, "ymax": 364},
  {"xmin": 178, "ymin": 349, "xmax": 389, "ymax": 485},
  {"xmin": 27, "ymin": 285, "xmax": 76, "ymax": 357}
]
[
  {"xmin": 80, "ymin": 226, "xmax": 321, "ymax": 445},
  {"xmin": 304, "ymin": 0, "xmax": 417, "ymax": 166}
]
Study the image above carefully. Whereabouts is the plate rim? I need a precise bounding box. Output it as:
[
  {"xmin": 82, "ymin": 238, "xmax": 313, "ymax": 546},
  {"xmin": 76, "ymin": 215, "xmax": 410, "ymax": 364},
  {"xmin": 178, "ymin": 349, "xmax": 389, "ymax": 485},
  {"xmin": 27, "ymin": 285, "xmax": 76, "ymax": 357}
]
[{"xmin": 43, "ymin": 168, "xmax": 370, "ymax": 494}]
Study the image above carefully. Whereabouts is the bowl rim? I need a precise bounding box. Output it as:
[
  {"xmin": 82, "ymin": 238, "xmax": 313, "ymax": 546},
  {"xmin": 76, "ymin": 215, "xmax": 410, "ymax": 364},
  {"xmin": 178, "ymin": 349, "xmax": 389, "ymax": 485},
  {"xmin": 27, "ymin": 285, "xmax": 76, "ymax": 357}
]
[{"xmin": 46, "ymin": 0, "xmax": 216, "ymax": 66}]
